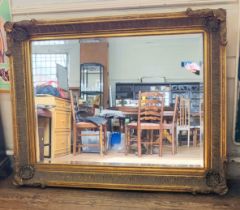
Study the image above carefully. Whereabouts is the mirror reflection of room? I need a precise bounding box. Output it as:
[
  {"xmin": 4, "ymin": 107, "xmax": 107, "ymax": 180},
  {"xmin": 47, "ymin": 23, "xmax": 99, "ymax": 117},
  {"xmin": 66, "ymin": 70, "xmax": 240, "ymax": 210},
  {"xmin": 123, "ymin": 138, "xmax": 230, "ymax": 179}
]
[{"xmin": 33, "ymin": 33, "xmax": 204, "ymax": 167}]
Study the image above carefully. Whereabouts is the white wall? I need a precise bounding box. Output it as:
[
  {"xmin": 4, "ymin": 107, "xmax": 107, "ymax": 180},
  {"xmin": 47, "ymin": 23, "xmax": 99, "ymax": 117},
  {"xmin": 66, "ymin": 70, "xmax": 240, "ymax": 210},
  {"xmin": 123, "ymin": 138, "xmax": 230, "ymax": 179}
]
[
  {"xmin": 5, "ymin": 0, "xmax": 240, "ymax": 177},
  {"xmin": 109, "ymin": 35, "xmax": 203, "ymax": 82},
  {"xmin": 10, "ymin": 0, "xmax": 239, "ymax": 21},
  {"xmin": 108, "ymin": 34, "xmax": 203, "ymax": 100}
]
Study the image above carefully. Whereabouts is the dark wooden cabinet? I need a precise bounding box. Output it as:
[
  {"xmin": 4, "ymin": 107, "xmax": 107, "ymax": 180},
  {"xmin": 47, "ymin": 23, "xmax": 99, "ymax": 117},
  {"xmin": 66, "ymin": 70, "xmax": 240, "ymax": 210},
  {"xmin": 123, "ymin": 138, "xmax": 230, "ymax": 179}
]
[{"xmin": 115, "ymin": 82, "xmax": 203, "ymax": 114}]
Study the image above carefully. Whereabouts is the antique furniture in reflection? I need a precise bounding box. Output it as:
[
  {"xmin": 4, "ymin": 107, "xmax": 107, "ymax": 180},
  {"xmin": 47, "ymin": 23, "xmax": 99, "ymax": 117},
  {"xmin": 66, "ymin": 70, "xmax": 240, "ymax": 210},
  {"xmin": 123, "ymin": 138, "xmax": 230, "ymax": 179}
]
[
  {"xmin": 123, "ymin": 95, "xmax": 179, "ymax": 156},
  {"xmin": 37, "ymin": 108, "xmax": 52, "ymax": 161},
  {"xmin": 80, "ymin": 63, "xmax": 104, "ymax": 108},
  {"xmin": 116, "ymin": 82, "xmax": 203, "ymax": 112},
  {"xmin": 192, "ymin": 99, "xmax": 204, "ymax": 146},
  {"xmin": 70, "ymin": 91, "xmax": 107, "ymax": 156},
  {"xmin": 161, "ymin": 96, "xmax": 179, "ymax": 155},
  {"xmin": 80, "ymin": 42, "xmax": 109, "ymax": 108},
  {"xmin": 176, "ymin": 98, "xmax": 191, "ymax": 147},
  {"xmin": 35, "ymin": 95, "xmax": 71, "ymax": 158},
  {"xmin": 112, "ymin": 106, "xmax": 177, "ymax": 131},
  {"xmin": 125, "ymin": 91, "xmax": 164, "ymax": 157}
]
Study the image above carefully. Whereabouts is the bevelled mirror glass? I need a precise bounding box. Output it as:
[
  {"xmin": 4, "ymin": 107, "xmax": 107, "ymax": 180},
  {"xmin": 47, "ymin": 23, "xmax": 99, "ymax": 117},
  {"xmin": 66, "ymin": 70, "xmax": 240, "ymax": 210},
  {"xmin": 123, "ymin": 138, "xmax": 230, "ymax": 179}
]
[{"xmin": 32, "ymin": 33, "xmax": 204, "ymax": 168}]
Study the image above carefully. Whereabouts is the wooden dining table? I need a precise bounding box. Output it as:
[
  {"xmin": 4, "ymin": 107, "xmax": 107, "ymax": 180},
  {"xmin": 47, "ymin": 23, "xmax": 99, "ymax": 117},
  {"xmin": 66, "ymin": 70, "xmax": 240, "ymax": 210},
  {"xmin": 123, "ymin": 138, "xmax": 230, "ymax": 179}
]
[
  {"xmin": 108, "ymin": 106, "xmax": 175, "ymax": 132},
  {"xmin": 109, "ymin": 106, "xmax": 175, "ymax": 116}
]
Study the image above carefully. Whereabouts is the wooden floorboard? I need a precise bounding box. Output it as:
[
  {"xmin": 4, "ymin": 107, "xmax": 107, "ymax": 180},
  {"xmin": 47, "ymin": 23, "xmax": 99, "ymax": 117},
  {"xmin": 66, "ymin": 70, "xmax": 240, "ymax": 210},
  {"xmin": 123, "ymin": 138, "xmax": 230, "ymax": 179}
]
[{"xmin": 0, "ymin": 177, "xmax": 240, "ymax": 210}]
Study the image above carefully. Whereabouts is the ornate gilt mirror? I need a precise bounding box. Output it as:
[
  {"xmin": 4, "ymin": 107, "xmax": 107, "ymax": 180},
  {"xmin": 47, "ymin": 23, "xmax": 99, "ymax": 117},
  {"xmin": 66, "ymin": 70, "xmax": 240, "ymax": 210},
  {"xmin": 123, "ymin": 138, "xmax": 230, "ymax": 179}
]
[{"xmin": 5, "ymin": 8, "xmax": 227, "ymax": 194}]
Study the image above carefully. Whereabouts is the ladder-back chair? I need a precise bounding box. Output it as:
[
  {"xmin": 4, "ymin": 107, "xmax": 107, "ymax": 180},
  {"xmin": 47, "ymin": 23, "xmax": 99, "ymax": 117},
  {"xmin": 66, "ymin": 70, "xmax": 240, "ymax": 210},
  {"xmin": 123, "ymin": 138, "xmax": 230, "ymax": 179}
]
[
  {"xmin": 70, "ymin": 91, "xmax": 107, "ymax": 156},
  {"xmin": 176, "ymin": 97, "xmax": 191, "ymax": 147},
  {"xmin": 162, "ymin": 96, "xmax": 179, "ymax": 154},
  {"xmin": 125, "ymin": 91, "xmax": 164, "ymax": 157}
]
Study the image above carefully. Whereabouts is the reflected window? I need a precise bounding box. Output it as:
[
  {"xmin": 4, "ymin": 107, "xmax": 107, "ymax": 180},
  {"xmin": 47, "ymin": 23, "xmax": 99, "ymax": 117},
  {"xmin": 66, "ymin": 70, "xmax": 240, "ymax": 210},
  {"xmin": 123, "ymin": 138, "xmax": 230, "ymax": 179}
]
[
  {"xmin": 32, "ymin": 40, "xmax": 65, "ymax": 45},
  {"xmin": 32, "ymin": 53, "xmax": 67, "ymax": 85}
]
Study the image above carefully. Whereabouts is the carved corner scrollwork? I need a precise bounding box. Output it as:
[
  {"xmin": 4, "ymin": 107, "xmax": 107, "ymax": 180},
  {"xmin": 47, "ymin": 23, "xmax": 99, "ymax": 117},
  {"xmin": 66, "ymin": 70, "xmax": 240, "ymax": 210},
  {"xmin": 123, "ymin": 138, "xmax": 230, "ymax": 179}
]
[
  {"xmin": 205, "ymin": 170, "xmax": 228, "ymax": 195},
  {"xmin": 4, "ymin": 50, "xmax": 12, "ymax": 57},
  {"xmin": 18, "ymin": 165, "xmax": 35, "ymax": 180},
  {"xmin": 186, "ymin": 8, "xmax": 227, "ymax": 46},
  {"xmin": 4, "ymin": 19, "xmax": 37, "ymax": 56},
  {"xmin": 4, "ymin": 19, "xmax": 37, "ymax": 42},
  {"xmin": 12, "ymin": 165, "xmax": 35, "ymax": 186},
  {"xmin": 206, "ymin": 170, "xmax": 221, "ymax": 187},
  {"xmin": 13, "ymin": 174, "xmax": 24, "ymax": 186}
]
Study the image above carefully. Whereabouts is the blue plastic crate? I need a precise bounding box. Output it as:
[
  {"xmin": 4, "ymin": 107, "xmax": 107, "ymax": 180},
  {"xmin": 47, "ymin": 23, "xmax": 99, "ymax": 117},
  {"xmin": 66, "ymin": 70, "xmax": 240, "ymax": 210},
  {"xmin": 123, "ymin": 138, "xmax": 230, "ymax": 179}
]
[{"xmin": 111, "ymin": 132, "xmax": 121, "ymax": 146}]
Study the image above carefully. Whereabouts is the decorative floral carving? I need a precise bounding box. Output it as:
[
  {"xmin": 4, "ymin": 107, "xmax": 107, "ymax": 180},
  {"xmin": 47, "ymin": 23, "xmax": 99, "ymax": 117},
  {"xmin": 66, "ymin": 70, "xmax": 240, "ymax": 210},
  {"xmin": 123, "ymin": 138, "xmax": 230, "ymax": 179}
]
[
  {"xmin": 206, "ymin": 170, "xmax": 221, "ymax": 187},
  {"xmin": 18, "ymin": 165, "xmax": 35, "ymax": 180},
  {"xmin": 12, "ymin": 174, "xmax": 24, "ymax": 186},
  {"xmin": 4, "ymin": 50, "xmax": 12, "ymax": 57},
  {"xmin": 205, "ymin": 17, "xmax": 220, "ymax": 32},
  {"xmin": 4, "ymin": 19, "xmax": 37, "ymax": 42},
  {"xmin": 4, "ymin": 21, "xmax": 14, "ymax": 33},
  {"xmin": 205, "ymin": 170, "xmax": 228, "ymax": 195},
  {"xmin": 186, "ymin": 8, "xmax": 227, "ymax": 46},
  {"xmin": 14, "ymin": 19, "xmax": 37, "ymax": 28},
  {"xmin": 12, "ymin": 26, "xmax": 29, "ymax": 42},
  {"xmin": 12, "ymin": 165, "xmax": 35, "ymax": 186}
]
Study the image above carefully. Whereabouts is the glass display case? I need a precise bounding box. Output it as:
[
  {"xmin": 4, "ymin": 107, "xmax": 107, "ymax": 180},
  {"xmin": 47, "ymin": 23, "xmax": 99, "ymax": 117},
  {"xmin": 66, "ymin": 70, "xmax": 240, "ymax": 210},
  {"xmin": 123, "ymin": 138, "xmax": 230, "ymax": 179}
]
[
  {"xmin": 80, "ymin": 63, "xmax": 104, "ymax": 107},
  {"xmin": 115, "ymin": 82, "xmax": 203, "ymax": 112}
]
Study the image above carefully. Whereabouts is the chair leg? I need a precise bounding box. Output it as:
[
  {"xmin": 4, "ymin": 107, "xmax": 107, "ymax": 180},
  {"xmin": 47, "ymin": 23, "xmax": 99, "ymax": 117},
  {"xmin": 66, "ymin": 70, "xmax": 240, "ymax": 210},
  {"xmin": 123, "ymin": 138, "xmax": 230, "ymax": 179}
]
[
  {"xmin": 99, "ymin": 125, "xmax": 103, "ymax": 156},
  {"xmin": 200, "ymin": 126, "xmax": 203, "ymax": 146},
  {"xmin": 146, "ymin": 131, "xmax": 150, "ymax": 154},
  {"xmin": 103, "ymin": 125, "xmax": 107, "ymax": 154},
  {"xmin": 150, "ymin": 130, "xmax": 153, "ymax": 155},
  {"xmin": 174, "ymin": 127, "xmax": 177, "ymax": 154},
  {"xmin": 73, "ymin": 125, "xmax": 77, "ymax": 156},
  {"xmin": 193, "ymin": 128, "xmax": 198, "ymax": 147},
  {"xmin": 188, "ymin": 128, "xmax": 190, "ymax": 147},
  {"xmin": 137, "ymin": 128, "xmax": 141, "ymax": 157},
  {"xmin": 172, "ymin": 128, "xmax": 175, "ymax": 155},
  {"xmin": 125, "ymin": 126, "xmax": 128, "ymax": 155},
  {"xmin": 78, "ymin": 130, "xmax": 82, "ymax": 154},
  {"xmin": 176, "ymin": 128, "xmax": 179, "ymax": 147},
  {"xmin": 159, "ymin": 129, "xmax": 163, "ymax": 156}
]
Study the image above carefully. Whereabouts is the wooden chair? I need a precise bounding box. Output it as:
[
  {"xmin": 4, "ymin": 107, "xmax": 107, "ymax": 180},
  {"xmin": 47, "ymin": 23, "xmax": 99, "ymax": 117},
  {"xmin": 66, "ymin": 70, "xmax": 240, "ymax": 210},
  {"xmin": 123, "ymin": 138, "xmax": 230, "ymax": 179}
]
[
  {"xmin": 199, "ymin": 99, "xmax": 204, "ymax": 145},
  {"xmin": 176, "ymin": 97, "xmax": 191, "ymax": 147},
  {"xmin": 125, "ymin": 91, "xmax": 164, "ymax": 157},
  {"xmin": 70, "ymin": 91, "xmax": 107, "ymax": 156},
  {"xmin": 192, "ymin": 98, "xmax": 204, "ymax": 147},
  {"xmin": 162, "ymin": 96, "xmax": 179, "ymax": 154}
]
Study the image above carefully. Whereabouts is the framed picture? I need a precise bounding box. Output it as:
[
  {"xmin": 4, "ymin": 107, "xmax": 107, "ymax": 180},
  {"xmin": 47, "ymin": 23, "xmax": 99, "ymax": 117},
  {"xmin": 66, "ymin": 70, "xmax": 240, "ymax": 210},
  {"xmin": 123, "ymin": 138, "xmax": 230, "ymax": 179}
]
[{"xmin": 0, "ymin": 0, "xmax": 11, "ymax": 92}]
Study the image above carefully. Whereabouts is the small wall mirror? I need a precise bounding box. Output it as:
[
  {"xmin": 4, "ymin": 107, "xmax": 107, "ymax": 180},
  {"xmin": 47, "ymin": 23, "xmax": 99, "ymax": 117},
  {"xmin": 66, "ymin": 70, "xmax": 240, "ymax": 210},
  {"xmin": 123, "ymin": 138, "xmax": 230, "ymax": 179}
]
[{"xmin": 6, "ymin": 8, "xmax": 227, "ymax": 194}]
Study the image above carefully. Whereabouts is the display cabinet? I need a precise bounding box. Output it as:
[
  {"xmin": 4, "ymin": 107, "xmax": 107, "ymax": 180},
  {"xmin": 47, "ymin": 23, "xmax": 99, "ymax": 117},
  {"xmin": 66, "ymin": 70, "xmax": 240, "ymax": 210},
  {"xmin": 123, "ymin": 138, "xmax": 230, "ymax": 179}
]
[
  {"xmin": 115, "ymin": 82, "xmax": 203, "ymax": 113},
  {"xmin": 80, "ymin": 63, "xmax": 104, "ymax": 108}
]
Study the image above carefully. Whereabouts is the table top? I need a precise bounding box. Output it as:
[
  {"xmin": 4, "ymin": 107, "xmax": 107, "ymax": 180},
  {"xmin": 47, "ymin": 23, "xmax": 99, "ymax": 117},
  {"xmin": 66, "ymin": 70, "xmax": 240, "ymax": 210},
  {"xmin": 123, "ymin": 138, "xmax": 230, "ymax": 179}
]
[
  {"xmin": 37, "ymin": 108, "xmax": 52, "ymax": 118},
  {"xmin": 109, "ymin": 106, "xmax": 174, "ymax": 116}
]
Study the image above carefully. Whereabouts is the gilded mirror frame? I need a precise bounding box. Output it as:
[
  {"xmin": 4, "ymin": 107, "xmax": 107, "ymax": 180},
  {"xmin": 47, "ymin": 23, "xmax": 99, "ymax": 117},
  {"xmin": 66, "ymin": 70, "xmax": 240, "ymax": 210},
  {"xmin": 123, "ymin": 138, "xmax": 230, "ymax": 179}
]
[{"xmin": 5, "ymin": 8, "xmax": 227, "ymax": 194}]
